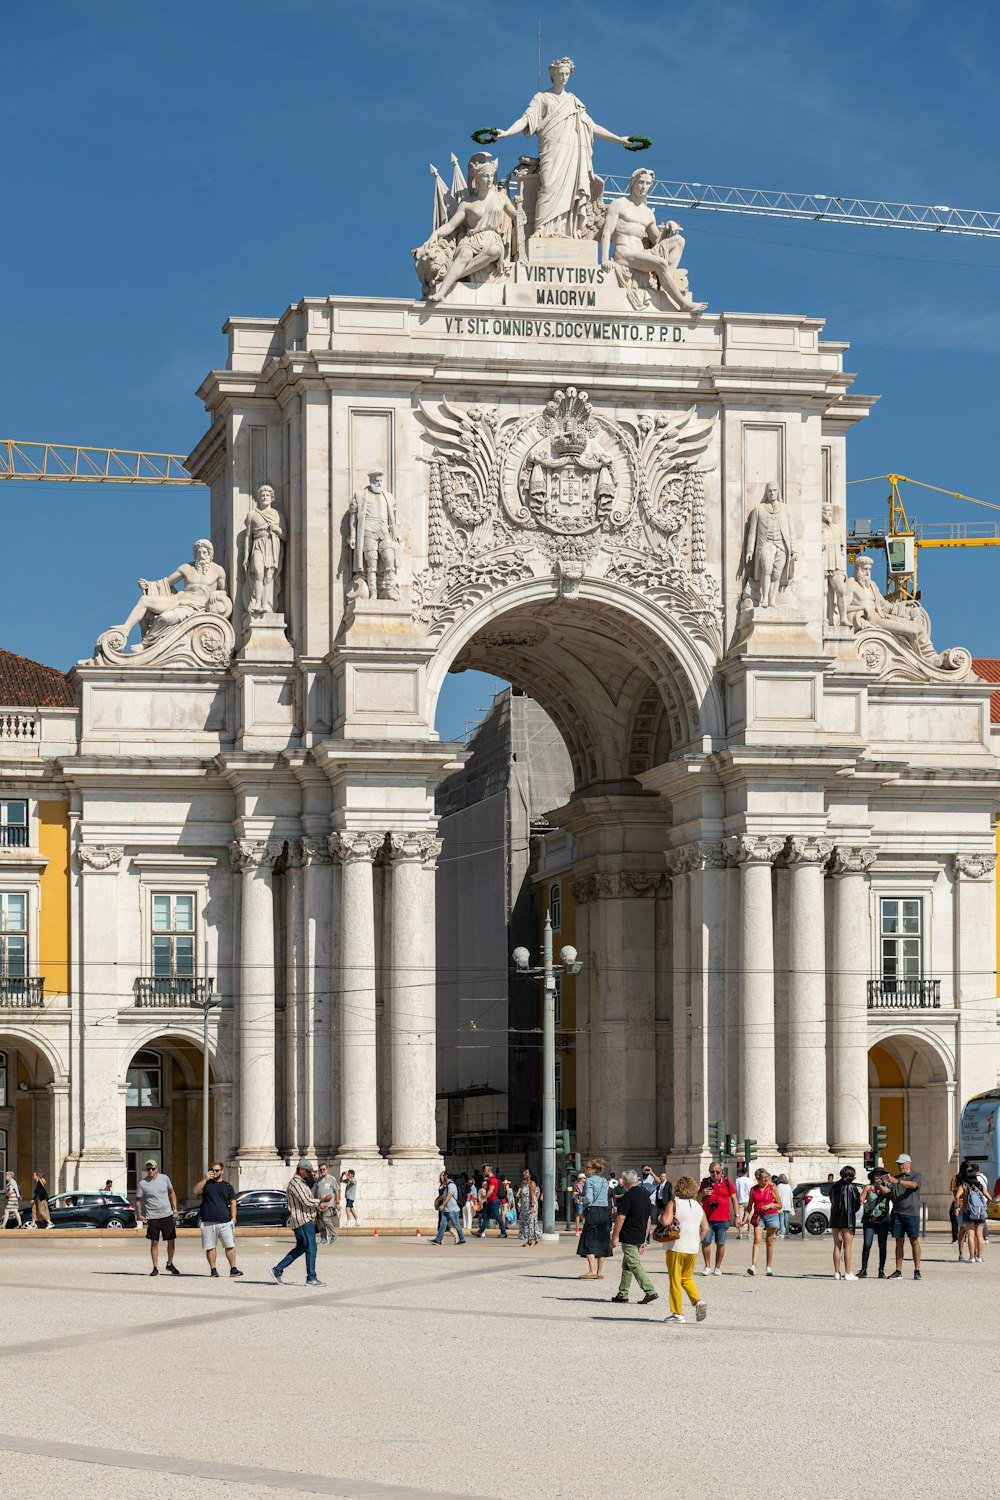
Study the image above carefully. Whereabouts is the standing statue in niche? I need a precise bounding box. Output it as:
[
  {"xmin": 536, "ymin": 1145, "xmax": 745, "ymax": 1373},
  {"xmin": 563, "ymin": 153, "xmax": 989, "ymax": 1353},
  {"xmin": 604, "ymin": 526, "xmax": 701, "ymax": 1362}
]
[
  {"xmin": 349, "ymin": 469, "xmax": 403, "ymax": 601},
  {"xmin": 742, "ymin": 481, "xmax": 796, "ymax": 609},
  {"xmin": 414, "ymin": 153, "xmax": 518, "ymax": 301},
  {"xmin": 822, "ymin": 499, "xmax": 849, "ymax": 626},
  {"xmin": 242, "ymin": 484, "xmax": 286, "ymax": 616},
  {"xmin": 488, "ymin": 57, "xmax": 636, "ymax": 239},
  {"xmin": 601, "ymin": 169, "xmax": 707, "ymax": 313}
]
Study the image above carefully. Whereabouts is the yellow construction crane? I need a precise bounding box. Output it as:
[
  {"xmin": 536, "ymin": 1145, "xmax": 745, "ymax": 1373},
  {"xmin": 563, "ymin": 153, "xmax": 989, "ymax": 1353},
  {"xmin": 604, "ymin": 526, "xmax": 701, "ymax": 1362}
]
[
  {"xmin": 848, "ymin": 473, "xmax": 1000, "ymax": 603},
  {"xmin": 1, "ymin": 440, "xmax": 200, "ymax": 485}
]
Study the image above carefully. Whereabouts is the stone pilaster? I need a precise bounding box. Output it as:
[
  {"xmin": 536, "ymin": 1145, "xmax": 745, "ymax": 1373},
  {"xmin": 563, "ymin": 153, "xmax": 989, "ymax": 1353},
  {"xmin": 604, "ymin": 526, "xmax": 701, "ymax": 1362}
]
[
  {"xmin": 725, "ymin": 834, "xmax": 783, "ymax": 1154},
  {"xmin": 830, "ymin": 846, "xmax": 877, "ymax": 1155}
]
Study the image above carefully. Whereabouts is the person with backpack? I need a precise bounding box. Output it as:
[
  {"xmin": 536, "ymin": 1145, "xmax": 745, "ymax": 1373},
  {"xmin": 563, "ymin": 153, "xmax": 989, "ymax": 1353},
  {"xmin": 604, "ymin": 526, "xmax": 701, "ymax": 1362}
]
[
  {"xmin": 828, "ymin": 1165, "xmax": 861, "ymax": 1279},
  {"xmin": 858, "ymin": 1168, "xmax": 893, "ymax": 1278},
  {"xmin": 956, "ymin": 1160, "xmax": 988, "ymax": 1263}
]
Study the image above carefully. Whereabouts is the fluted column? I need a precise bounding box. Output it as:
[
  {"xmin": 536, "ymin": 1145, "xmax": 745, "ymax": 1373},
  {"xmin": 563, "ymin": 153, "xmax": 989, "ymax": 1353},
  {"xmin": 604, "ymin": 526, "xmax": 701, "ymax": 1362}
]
[
  {"xmin": 230, "ymin": 839, "xmax": 281, "ymax": 1164},
  {"xmin": 727, "ymin": 835, "xmax": 782, "ymax": 1153},
  {"xmin": 831, "ymin": 846, "xmax": 877, "ymax": 1154},
  {"xmin": 330, "ymin": 831, "xmax": 383, "ymax": 1157},
  {"xmin": 388, "ymin": 833, "xmax": 443, "ymax": 1157},
  {"xmin": 786, "ymin": 837, "xmax": 833, "ymax": 1155}
]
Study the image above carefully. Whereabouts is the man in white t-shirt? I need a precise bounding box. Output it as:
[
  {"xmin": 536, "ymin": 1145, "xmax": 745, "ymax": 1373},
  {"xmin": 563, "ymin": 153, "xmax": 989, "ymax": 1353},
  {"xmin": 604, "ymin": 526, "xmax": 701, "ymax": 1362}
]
[{"xmin": 735, "ymin": 1170, "xmax": 752, "ymax": 1240}]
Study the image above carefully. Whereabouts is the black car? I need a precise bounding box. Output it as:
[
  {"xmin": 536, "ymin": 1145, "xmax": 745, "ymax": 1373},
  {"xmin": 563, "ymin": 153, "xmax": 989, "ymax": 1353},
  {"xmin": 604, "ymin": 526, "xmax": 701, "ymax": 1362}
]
[
  {"xmin": 178, "ymin": 1188, "xmax": 290, "ymax": 1229},
  {"xmin": 45, "ymin": 1192, "xmax": 136, "ymax": 1229}
]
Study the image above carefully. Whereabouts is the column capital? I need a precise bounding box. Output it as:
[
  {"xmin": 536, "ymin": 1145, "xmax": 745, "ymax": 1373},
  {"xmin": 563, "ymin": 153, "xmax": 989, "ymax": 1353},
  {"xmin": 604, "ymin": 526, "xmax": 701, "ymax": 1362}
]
[
  {"xmin": 300, "ymin": 836, "xmax": 334, "ymax": 867},
  {"xmin": 830, "ymin": 844, "xmax": 878, "ymax": 877},
  {"xmin": 387, "ymin": 832, "xmax": 443, "ymax": 866},
  {"xmin": 785, "ymin": 836, "xmax": 834, "ymax": 866},
  {"xmin": 666, "ymin": 840, "xmax": 726, "ymax": 876},
  {"xmin": 724, "ymin": 833, "xmax": 783, "ymax": 867},
  {"xmin": 76, "ymin": 843, "xmax": 124, "ymax": 873},
  {"xmin": 330, "ymin": 830, "xmax": 384, "ymax": 864},
  {"xmin": 953, "ymin": 852, "xmax": 997, "ymax": 881},
  {"xmin": 229, "ymin": 838, "xmax": 282, "ymax": 872}
]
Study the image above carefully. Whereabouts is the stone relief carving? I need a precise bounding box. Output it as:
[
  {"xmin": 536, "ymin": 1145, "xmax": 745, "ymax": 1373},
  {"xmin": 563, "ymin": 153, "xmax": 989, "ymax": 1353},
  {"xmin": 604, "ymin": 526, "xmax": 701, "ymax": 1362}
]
[
  {"xmin": 601, "ymin": 170, "xmax": 706, "ymax": 313},
  {"xmin": 76, "ymin": 844, "xmax": 124, "ymax": 872},
  {"xmin": 821, "ymin": 502, "xmax": 849, "ymax": 628},
  {"xmin": 349, "ymin": 470, "xmax": 405, "ymax": 602},
  {"xmin": 488, "ymin": 57, "xmax": 635, "ymax": 241},
  {"xmin": 413, "ymin": 153, "xmax": 518, "ymax": 301},
  {"xmin": 666, "ymin": 840, "xmax": 726, "ymax": 875},
  {"xmin": 94, "ymin": 539, "xmax": 234, "ymax": 668},
  {"xmin": 242, "ymin": 485, "xmax": 286, "ymax": 619},
  {"xmin": 300, "ymin": 837, "xmax": 335, "ymax": 866},
  {"xmin": 740, "ymin": 482, "xmax": 796, "ymax": 609},
  {"xmin": 413, "ymin": 389, "xmax": 718, "ymax": 644},
  {"xmin": 830, "ymin": 846, "xmax": 878, "ymax": 877},
  {"xmin": 570, "ymin": 870, "xmax": 662, "ymax": 904},
  {"xmin": 229, "ymin": 839, "xmax": 283, "ymax": 872},
  {"xmin": 847, "ymin": 555, "xmax": 972, "ymax": 683},
  {"xmin": 952, "ymin": 853, "xmax": 997, "ymax": 881}
]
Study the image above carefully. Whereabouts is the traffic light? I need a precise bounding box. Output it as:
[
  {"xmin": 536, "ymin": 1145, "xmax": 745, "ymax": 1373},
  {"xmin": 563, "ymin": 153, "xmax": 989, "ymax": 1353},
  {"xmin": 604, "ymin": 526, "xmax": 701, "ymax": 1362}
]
[
  {"xmin": 863, "ymin": 1148, "xmax": 875, "ymax": 1172},
  {"xmin": 736, "ymin": 1160, "xmax": 747, "ymax": 1175},
  {"xmin": 724, "ymin": 1133, "xmax": 737, "ymax": 1160},
  {"xmin": 555, "ymin": 1128, "xmax": 571, "ymax": 1154},
  {"xmin": 872, "ymin": 1124, "xmax": 888, "ymax": 1156},
  {"xmin": 744, "ymin": 1138, "xmax": 758, "ymax": 1166},
  {"xmin": 571, "ymin": 1151, "xmax": 582, "ymax": 1174},
  {"xmin": 708, "ymin": 1119, "xmax": 723, "ymax": 1156}
]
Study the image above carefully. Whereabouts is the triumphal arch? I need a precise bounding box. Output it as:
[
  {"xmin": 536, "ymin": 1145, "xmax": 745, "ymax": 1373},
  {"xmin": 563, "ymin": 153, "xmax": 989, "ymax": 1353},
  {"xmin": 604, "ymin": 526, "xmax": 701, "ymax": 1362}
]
[{"xmin": 56, "ymin": 56, "xmax": 995, "ymax": 1215}]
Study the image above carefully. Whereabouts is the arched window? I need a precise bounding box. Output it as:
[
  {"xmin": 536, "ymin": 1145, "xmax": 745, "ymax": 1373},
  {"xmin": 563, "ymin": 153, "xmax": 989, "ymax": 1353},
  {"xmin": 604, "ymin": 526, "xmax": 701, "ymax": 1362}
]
[
  {"xmin": 126, "ymin": 1050, "xmax": 161, "ymax": 1108},
  {"xmin": 0, "ymin": 1050, "xmax": 7, "ymax": 1108}
]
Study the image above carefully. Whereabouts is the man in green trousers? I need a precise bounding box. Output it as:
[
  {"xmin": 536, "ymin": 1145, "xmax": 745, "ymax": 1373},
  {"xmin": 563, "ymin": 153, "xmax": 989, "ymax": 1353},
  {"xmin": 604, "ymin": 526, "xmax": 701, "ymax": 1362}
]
[{"xmin": 609, "ymin": 1168, "xmax": 658, "ymax": 1305}]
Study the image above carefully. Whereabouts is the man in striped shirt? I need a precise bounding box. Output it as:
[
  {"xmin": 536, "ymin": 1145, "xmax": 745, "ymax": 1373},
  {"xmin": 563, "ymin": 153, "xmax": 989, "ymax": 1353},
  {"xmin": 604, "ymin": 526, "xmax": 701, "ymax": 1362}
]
[{"xmin": 270, "ymin": 1160, "xmax": 333, "ymax": 1287}]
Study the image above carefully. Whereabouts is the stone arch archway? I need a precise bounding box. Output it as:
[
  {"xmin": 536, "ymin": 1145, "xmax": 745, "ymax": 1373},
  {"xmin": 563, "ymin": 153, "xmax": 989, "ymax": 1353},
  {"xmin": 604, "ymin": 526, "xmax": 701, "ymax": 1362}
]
[
  {"xmin": 124, "ymin": 1032, "xmax": 218, "ymax": 1200},
  {"xmin": 869, "ymin": 1029, "xmax": 956, "ymax": 1213},
  {"xmin": 429, "ymin": 576, "xmax": 723, "ymax": 792},
  {"xmin": 0, "ymin": 1031, "xmax": 63, "ymax": 1191}
]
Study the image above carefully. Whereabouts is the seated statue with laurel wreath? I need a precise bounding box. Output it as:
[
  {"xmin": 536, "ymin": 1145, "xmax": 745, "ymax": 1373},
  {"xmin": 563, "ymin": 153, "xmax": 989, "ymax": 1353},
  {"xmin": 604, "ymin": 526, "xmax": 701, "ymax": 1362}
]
[{"xmin": 413, "ymin": 153, "xmax": 518, "ymax": 301}]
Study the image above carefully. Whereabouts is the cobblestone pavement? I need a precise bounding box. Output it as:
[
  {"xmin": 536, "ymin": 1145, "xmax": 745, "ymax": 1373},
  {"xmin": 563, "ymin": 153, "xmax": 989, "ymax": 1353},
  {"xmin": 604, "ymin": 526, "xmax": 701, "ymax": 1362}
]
[{"xmin": 0, "ymin": 1229, "xmax": 990, "ymax": 1498}]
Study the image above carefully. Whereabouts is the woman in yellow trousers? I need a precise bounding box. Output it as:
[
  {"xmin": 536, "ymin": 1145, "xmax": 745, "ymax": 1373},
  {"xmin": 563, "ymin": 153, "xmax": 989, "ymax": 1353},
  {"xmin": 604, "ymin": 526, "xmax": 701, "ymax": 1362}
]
[{"xmin": 659, "ymin": 1176, "xmax": 709, "ymax": 1324}]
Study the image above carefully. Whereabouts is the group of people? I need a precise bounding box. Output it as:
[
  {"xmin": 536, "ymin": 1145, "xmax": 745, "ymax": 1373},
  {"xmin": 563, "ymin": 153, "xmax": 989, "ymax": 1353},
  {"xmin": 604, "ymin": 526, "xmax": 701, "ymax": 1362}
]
[
  {"xmin": 431, "ymin": 1166, "xmax": 544, "ymax": 1246},
  {"xmin": 1, "ymin": 1170, "xmax": 51, "ymax": 1228}
]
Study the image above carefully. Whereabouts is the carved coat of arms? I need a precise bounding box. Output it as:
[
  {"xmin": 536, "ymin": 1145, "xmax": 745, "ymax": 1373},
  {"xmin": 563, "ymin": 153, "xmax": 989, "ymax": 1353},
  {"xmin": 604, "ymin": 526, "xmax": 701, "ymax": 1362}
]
[{"xmin": 514, "ymin": 390, "xmax": 624, "ymax": 535}]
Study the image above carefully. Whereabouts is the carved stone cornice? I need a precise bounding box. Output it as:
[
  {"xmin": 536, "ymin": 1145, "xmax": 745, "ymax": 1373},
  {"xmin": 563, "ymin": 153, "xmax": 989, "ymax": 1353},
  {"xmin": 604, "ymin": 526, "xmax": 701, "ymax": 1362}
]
[
  {"xmin": 329, "ymin": 831, "xmax": 385, "ymax": 865},
  {"xmin": 229, "ymin": 838, "xmax": 283, "ymax": 873},
  {"xmin": 952, "ymin": 853, "xmax": 997, "ymax": 881},
  {"xmin": 785, "ymin": 837, "xmax": 834, "ymax": 867},
  {"xmin": 666, "ymin": 840, "xmax": 726, "ymax": 877},
  {"xmin": 724, "ymin": 834, "xmax": 784, "ymax": 868},
  {"xmin": 830, "ymin": 845, "xmax": 878, "ymax": 877},
  {"xmin": 76, "ymin": 844, "xmax": 124, "ymax": 873},
  {"xmin": 570, "ymin": 870, "xmax": 661, "ymax": 905},
  {"xmin": 388, "ymin": 832, "xmax": 444, "ymax": 866}
]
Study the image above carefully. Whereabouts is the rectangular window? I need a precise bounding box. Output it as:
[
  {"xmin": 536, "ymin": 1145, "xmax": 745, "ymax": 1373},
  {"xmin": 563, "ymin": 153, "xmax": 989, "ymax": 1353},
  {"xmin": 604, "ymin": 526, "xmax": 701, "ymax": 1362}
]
[
  {"xmin": 0, "ymin": 801, "xmax": 28, "ymax": 849},
  {"xmin": 0, "ymin": 892, "xmax": 28, "ymax": 977},
  {"xmin": 151, "ymin": 893, "xmax": 195, "ymax": 978},
  {"xmin": 549, "ymin": 883, "xmax": 562, "ymax": 932},
  {"xmin": 880, "ymin": 897, "xmax": 922, "ymax": 990}
]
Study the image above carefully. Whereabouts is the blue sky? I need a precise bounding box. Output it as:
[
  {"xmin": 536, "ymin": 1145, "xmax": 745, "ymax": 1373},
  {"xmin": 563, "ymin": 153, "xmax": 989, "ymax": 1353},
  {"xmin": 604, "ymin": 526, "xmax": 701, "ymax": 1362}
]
[{"xmin": 4, "ymin": 0, "xmax": 1000, "ymax": 741}]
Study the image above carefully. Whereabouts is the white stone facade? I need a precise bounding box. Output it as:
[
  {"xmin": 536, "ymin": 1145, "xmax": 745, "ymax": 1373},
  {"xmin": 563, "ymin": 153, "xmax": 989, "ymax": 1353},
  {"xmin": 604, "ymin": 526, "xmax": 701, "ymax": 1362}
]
[{"xmin": 2, "ymin": 215, "xmax": 998, "ymax": 1217}]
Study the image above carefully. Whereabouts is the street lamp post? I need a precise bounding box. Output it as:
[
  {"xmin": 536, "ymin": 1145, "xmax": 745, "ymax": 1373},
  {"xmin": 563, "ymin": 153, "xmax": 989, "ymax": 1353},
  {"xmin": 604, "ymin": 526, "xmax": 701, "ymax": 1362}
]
[{"xmin": 512, "ymin": 917, "xmax": 583, "ymax": 1239}]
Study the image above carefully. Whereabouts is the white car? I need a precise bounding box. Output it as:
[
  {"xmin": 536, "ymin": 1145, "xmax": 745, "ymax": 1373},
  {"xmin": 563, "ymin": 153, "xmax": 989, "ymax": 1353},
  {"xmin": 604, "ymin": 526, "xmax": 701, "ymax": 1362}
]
[{"xmin": 790, "ymin": 1182, "xmax": 863, "ymax": 1236}]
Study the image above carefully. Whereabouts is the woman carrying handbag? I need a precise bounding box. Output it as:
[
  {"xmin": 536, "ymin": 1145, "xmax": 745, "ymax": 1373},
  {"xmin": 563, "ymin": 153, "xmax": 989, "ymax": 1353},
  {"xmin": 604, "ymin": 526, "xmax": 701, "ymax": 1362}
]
[{"xmin": 656, "ymin": 1176, "xmax": 709, "ymax": 1323}]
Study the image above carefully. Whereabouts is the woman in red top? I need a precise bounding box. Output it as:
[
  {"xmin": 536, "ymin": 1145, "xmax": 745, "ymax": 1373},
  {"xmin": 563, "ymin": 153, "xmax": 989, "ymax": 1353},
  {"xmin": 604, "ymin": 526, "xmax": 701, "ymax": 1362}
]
[{"xmin": 746, "ymin": 1168, "xmax": 781, "ymax": 1277}]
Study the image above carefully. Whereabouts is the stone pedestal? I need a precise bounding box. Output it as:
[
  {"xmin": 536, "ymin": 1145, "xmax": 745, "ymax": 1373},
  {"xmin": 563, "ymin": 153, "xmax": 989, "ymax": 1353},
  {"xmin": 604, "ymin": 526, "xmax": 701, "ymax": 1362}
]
[
  {"xmin": 527, "ymin": 237, "xmax": 599, "ymax": 267},
  {"xmin": 238, "ymin": 611, "xmax": 294, "ymax": 663}
]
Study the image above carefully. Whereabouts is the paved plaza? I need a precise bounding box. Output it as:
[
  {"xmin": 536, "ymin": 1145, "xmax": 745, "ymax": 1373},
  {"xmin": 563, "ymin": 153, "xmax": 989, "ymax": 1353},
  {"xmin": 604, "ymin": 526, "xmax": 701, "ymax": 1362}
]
[{"xmin": 0, "ymin": 1229, "xmax": 992, "ymax": 1498}]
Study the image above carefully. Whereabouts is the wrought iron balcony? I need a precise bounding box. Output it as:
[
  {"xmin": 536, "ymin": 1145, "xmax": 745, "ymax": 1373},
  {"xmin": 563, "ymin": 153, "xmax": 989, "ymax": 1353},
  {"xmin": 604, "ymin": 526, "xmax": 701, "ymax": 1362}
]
[
  {"xmin": 134, "ymin": 976, "xmax": 214, "ymax": 1008},
  {"xmin": 867, "ymin": 978, "xmax": 941, "ymax": 1009},
  {"xmin": 0, "ymin": 976, "xmax": 44, "ymax": 1006},
  {"xmin": 0, "ymin": 824, "xmax": 29, "ymax": 848}
]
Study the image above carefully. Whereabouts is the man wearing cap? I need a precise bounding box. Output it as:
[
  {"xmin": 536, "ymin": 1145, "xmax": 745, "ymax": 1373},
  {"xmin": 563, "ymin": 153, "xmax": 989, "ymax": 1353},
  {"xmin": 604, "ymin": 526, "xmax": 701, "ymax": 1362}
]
[
  {"xmin": 135, "ymin": 1160, "xmax": 180, "ymax": 1277},
  {"xmin": 887, "ymin": 1153, "xmax": 922, "ymax": 1280},
  {"xmin": 270, "ymin": 1160, "xmax": 333, "ymax": 1288}
]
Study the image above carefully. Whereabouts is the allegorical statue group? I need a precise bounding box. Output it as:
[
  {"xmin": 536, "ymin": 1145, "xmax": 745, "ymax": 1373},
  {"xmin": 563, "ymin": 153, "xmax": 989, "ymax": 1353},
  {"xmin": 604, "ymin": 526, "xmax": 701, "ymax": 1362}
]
[{"xmin": 412, "ymin": 57, "xmax": 705, "ymax": 313}]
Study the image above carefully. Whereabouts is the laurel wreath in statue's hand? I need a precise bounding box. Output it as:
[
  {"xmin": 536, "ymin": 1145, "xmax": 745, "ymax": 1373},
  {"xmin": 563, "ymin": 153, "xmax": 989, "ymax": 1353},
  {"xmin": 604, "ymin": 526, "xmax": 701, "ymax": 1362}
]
[
  {"xmin": 624, "ymin": 135, "xmax": 653, "ymax": 152},
  {"xmin": 471, "ymin": 127, "xmax": 501, "ymax": 146}
]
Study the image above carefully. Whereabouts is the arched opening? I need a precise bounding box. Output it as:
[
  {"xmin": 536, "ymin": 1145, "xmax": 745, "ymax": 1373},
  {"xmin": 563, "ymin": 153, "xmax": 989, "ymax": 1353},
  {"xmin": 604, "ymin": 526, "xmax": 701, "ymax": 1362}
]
[
  {"xmin": 432, "ymin": 586, "xmax": 710, "ymax": 1173},
  {"xmin": 125, "ymin": 1036, "xmax": 215, "ymax": 1201},
  {"xmin": 869, "ymin": 1033, "xmax": 955, "ymax": 1214},
  {"xmin": 0, "ymin": 1035, "xmax": 58, "ymax": 1189}
]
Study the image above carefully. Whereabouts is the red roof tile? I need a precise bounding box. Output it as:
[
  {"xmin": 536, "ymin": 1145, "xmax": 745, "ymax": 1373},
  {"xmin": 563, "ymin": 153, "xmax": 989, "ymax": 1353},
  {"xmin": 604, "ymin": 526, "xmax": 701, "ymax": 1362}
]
[
  {"xmin": 972, "ymin": 658, "xmax": 1000, "ymax": 722},
  {"xmin": 0, "ymin": 648, "xmax": 75, "ymax": 709}
]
